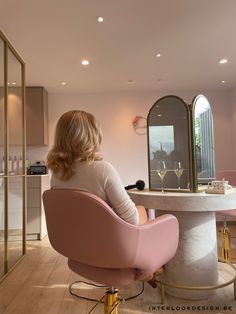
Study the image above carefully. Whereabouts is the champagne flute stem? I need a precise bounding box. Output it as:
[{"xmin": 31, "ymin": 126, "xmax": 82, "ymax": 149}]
[
  {"xmin": 161, "ymin": 178, "xmax": 164, "ymax": 193},
  {"xmin": 178, "ymin": 177, "xmax": 180, "ymax": 189}
]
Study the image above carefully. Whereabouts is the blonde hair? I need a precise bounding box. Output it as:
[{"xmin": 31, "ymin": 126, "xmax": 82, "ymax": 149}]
[{"xmin": 47, "ymin": 110, "xmax": 102, "ymax": 180}]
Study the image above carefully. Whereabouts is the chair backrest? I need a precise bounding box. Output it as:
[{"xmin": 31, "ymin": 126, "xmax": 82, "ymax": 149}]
[
  {"xmin": 217, "ymin": 170, "xmax": 236, "ymax": 186},
  {"xmin": 43, "ymin": 189, "xmax": 179, "ymax": 271}
]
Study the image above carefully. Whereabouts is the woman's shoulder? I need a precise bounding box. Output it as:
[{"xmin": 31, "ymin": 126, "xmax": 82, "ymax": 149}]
[
  {"xmin": 73, "ymin": 159, "xmax": 115, "ymax": 172},
  {"xmin": 92, "ymin": 160, "xmax": 116, "ymax": 172}
]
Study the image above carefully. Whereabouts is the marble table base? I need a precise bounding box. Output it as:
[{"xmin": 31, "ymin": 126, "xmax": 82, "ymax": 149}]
[{"xmin": 159, "ymin": 211, "xmax": 218, "ymax": 299}]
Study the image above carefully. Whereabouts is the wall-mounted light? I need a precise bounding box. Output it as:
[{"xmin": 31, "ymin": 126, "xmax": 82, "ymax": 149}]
[{"xmin": 132, "ymin": 115, "xmax": 147, "ymax": 135}]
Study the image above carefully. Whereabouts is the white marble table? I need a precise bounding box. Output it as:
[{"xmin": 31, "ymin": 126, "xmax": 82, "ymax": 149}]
[{"xmin": 128, "ymin": 189, "xmax": 236, "ymax": 299}]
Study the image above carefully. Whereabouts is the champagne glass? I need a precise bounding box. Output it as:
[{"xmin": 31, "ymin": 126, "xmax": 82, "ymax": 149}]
[
  {"xmin": 156, "ymin": 161, "xmax": 167, "ymax": 193},
  {"xmin": 174, "ymin": 161, "xmax": 184, "ymax": 189}
]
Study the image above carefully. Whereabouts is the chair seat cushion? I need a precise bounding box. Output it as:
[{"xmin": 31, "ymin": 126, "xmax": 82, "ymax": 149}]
[{"xmin": 68, "ymin": 259, "xmax": 137, "ymax": 287}]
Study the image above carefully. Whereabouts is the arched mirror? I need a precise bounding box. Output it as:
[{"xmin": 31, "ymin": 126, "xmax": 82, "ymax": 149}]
[
  {"xmin": 192, "ymin": 95, "xmax": 215, "ymax": 188},
  {"xmin": 147, "ymin": 96, "xmax": 191, "ymax": 192}
]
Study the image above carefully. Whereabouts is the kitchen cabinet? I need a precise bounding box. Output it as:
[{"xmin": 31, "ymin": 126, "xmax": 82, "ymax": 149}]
[
  {"xmin": 27, "ymin": 175, "xmax": 49, "ymax": 240},
  {"xmin": 26, "ymin": 87, "xmax": 48, "ymax": 146},
  {"xmin": 0, "ymin": 86, "xmax": 48, "ymax": 146}
]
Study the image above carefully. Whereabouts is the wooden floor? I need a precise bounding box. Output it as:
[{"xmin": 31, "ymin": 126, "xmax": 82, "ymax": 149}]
[{"xmin": 0, "ymin": 225, "xmax": 236, "ymax": 314}]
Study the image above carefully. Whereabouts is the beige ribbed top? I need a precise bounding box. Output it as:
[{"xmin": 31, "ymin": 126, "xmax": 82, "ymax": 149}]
[{"xmin": 50, "ymin": 160, "xmax": 139, "ymax": 225}]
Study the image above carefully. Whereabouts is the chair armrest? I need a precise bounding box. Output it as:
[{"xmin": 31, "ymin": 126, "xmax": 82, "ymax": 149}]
[{"xmin": 133, "ymin": 214, "xmax": 179, "ymax": 279}]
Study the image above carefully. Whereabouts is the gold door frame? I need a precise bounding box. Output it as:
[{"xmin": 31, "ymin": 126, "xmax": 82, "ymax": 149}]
[{"xmin": 0, "ymin": 30, "xmax": 26, "ymax": 281}]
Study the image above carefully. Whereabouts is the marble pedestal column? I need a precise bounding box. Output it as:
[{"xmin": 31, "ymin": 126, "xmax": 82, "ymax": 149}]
[
  {"xmin": 128, "ymin": 189, "xmax": 236, "ymax": 300},
  {"xmin": 159, "ymin": 210, "xmax": 218, "ymax": 299}
]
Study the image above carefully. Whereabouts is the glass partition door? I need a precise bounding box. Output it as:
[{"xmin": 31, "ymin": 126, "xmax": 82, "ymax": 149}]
[
  {"xmin": 0, "ymin": 31, "xmax": 26, "ymax": 281},
  {"xmin": 7, "ymin": 48, "xmax": 25, "ymax": 269},
  {"xmin": 0, "ymin": 36, "xmax": 5, "ymax": 278}
]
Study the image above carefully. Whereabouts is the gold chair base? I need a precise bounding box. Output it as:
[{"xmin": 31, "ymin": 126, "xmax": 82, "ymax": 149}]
[
  {"xmin": 69, "ymin": 281, "xmax": 143, "ymax": 314},
  {"xmin": 156, "ymin": 259, "xmax": 236, "ymax": 304},
  {"xmin": 221, "ymin": 227, "xmax": 231, "ymax": 261},
  {"xmin": 104, "ymin": 288, "xmax": 119, "ymax": 314},
  {"xmin": 88, "ymin": 288, "xmax": 123, "ymax": 314}
]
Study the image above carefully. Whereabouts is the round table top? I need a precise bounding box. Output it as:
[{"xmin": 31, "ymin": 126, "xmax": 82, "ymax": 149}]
[{"xmin": 128, "ymin": 188, "xmax": 236, "ymax": 212}]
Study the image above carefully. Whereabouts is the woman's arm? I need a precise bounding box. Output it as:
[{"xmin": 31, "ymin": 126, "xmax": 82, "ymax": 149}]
[{"xmin": 102, "ymin": 162, "xmax": 140, "ymax": 225}]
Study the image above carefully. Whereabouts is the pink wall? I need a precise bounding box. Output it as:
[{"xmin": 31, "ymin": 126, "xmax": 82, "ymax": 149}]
[
  {"xmin": 27, "ymin": 89, "xmax": 230, "ymax": 187},
  {"xmin": 27, "ymin": 89, "xmax": 234, "ymax": 186}
]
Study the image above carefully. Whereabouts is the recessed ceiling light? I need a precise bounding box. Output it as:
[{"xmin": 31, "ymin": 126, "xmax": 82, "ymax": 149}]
[
  {"xmin": 219, "ymin": 59, "xmax": 228, "ymax": 64},
  {"xmin": 61, "ymin": 82, "xmax": 66, "ymax": 85},
  {"xmin": 81, "ymin": 59, "xmax": 90, "ymax": 66},
  {"xmin": 156, "ymin": 79, "xmax": 163, "ymax": 82},
  {"xmin": 12, "ymin": 82, "xmax": 16, "ymax": 85},
  {"xmin": 155, "ymin": 53, "xmax": 161, "ymax": 58},
  {"xmin": 127, "ymin": 80, "xmax": 134, "ymax": 84},
  {"xmin": 97, "ymin": 16, "xmax": 104, "ymax": 23},
  {"xmin": 221, "ymin": 80, "xmax": 226, "ymax": 84}
]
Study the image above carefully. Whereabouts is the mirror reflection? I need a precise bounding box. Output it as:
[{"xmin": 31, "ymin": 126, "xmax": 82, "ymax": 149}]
[
  {"xmin": 148, "ymin": 96, "xmax": 190, "ymax": 191},
  {"xmin": 193, "ymin": 95, "xmax": 216, "ymax": 185}
]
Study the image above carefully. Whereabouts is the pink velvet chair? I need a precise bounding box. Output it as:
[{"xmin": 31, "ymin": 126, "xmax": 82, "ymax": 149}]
[
  {"xmin": 43, "ymin": 189, "xmax": 179, "ymax": 312},
  {"xmin": 217, "ymin": 170, "xmax": 236, "ymax": 261}
]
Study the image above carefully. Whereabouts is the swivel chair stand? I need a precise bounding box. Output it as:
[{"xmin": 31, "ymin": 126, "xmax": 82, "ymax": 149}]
[
  {"xmin": 88, "ymin": 287, "xmax": 124, "ymax": 314},
  {"xmin": 221, "ymin": 225, "xmax": 231, "ymax": 262}
]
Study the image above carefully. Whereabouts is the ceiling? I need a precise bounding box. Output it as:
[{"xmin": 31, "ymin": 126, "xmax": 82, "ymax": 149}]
[{"xmin": 0, "ymin": 0, "xmax": 236, "ymax": 93}]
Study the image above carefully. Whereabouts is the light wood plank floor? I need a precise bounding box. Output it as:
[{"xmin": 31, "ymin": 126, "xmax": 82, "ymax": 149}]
[{"xmin": 0, "ymin": 225, "xmax": 236, "ymax": 314}]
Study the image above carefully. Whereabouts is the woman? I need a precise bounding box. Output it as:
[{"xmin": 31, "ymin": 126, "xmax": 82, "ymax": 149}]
[{"xmin": 47, "ymin": 110, "xmax": 162, "ymax": 286}]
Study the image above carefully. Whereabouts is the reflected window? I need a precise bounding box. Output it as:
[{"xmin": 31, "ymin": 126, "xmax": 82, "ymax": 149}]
[
  {"xmin": 193, "ymin": 95, "xmax": 215, "ymax": 183},
  {"xmin": 149, "ymin": 125, "xmax": 174, "ymax": 159}
]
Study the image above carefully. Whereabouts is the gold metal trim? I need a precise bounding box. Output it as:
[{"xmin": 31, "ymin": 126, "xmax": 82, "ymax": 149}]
[
  {"xmin": 156, "ymin": 260, "xmax": 236, "ymax": 303},
  {"xmin": 0, "ymin": 30, "xmax": 25, "ymax": 64},
  {"xmin": 88, "ymin": 288, "xmax": 121, "ymax": 314},
  {"xmin": 22, "ymin": 57, "xmax": 26, "ymax": 255},
  {"xmin": 147, "ymin": 94, "xmax": 215, "ymax": 193},
  {"xmin": 0, "ymin": 254, "xmax": 26, "ymax": 284},
  {"xmin": 104, "ymin": 288, "xmax": 119, "ymax": 314},
  {"xmin": 220, "ymin": 226, "xmax": 231, "ymax": 261},
  {"xmin": 147, "ymin": 95, "xmax": 193, "ymax": 193},
  {"xmin": 3, "ymin": 37, "xmax": 9, "ymax": 275},
  {"xmin": 188, "ymin": 103, "xmax": 196, "ymax": 192}
]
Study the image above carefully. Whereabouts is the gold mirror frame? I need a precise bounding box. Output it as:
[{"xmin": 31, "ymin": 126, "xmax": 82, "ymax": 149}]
[{"xmin": 147, "ymin": 95, "xmax": 215, "ymax": 193}]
